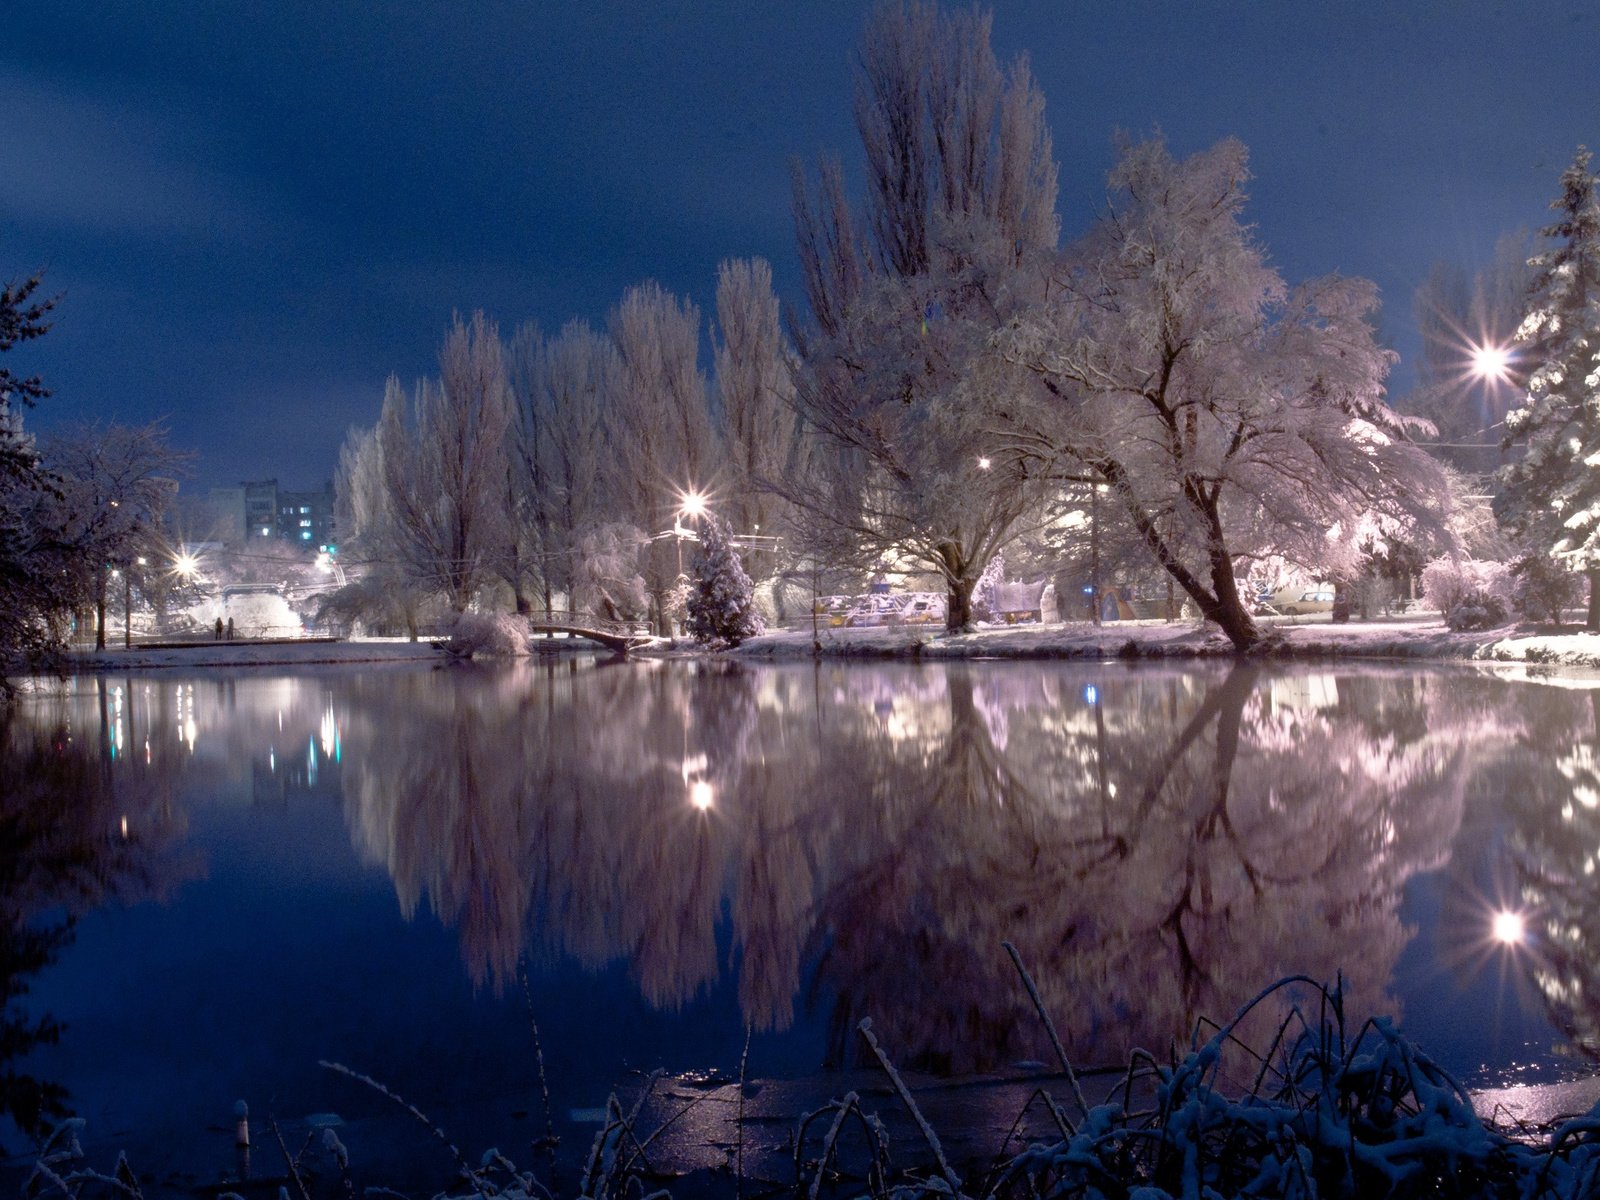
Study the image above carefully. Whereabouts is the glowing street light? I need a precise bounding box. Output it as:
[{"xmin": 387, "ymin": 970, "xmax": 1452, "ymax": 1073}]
[
  {"xmin": 1491, "ymin": 909, "xmax": 1526, "ymax": 945},
  {"xmin": 674, "ymin": 489, "xmax": 709, "ymax": 580},
  {"xmin": 173, "ymin": 551, "xmax": 200, "ymax": 580},
  {"xmin": 1469, "ymin": 341, "xmax": 1513, "ymax": 383},
  {"xmin": 976, "ymin": 455, "xmax": 992, "ymax": 470}
]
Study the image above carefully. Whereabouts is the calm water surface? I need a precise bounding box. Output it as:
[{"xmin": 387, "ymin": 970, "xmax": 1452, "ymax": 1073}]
[{"xmin": 5, "ymin": 657, "xmax": 1599, "ymax": 1170}]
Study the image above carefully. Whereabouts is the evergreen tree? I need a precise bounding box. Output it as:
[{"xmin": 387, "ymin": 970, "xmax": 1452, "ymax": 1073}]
[
  {"xmin": 685, "ymin": 514, "xmax": 764, "ymax": 648},
  {"xmin": 0, "ymin": 271, "xmax": 67, "ymax": 691},
  {"xmin": 1500, "ymin": 147, "xmax": 1600, "ymax": 630}
]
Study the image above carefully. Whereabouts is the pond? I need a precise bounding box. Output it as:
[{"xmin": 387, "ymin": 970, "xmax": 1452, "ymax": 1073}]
[{"xmin": 3, "ymin": 657, "xmax": 1598, "ymax": 1186}]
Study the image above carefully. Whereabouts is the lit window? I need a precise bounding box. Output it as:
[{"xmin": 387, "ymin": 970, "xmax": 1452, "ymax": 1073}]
[
  {"xmin": 301, "ymin": 531, "xmax": 312, "ymax": 539},
  {"xmin": 300, "ymin": 506, "xmax": 310, "ymax": 514},
  {"xmin": 299, "ymin": 519, "xmax": 312, "ymax": 527}
]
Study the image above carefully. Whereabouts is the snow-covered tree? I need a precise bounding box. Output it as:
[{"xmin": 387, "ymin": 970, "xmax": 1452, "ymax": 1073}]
[
  {"xmin": 712, "ymin": 257, "xmax": 797, "ymax": 581},
  {"xmin": 1002, "ymin": 137, "xmax": 1451, "ymax": 651},
  {"xmin": 372, "ymin": 312, "xmax": 514, "ymax": 613},
  {"xmin": 0, "ymin": 271, "xmax": 71, "ymax": 686},
  {"xmin": 685, "ymin": 513, "xmax": 765, "ymax": 647},
  {"xmin": 507, "ymin": 319, "xmax": 613, "ymax": 617},
  {"xmin": 782, "ymin": 1, "xmax": 1061, "ymax": 631},
  {"xmin": 40, "ymin": 421, "xmax": 187, "ymax": 649},
  {"xmin": 333, "ymin": 422, "xmax": 433, "ymax": 637},
  {"xmin": 1498, "ymin": 148, "xmax": 1600, "ymax": 630},
  {"xmin": 603, "ymin": 283, "xmax": 719, "ymax": 634},
  {"xmin": 570, "ymin": 521, "xmax": 649, "ymax": 624}
]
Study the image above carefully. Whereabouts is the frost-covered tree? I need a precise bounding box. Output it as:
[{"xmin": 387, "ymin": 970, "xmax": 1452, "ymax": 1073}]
[
  {"xmin": 685, "ymin": 513, "xmax": 765, "ymax": 648},
  {"xmin": 713, "ymin": 257, "xmax": 797, "ymax": 579},
  {"xmin": 333, "ymin": 423, "xmax": 430, "ymax": 637},
  {"xmin": 507, "ymin": 319, "xmax": 613, "ymax": 617},
  {"xmin": 1498, "ymin": 148, "xmax": 1600, "ymax": 630},
  {"xmin": 370, "ymin": 312, "xmax": 514, "ymax": 613},
  {"xmin": 1002, "ymin": 137, "xmax": 1450, "ymax": 651},
  {"xmin": 570, "ymin": 521, "xmax": 649, "ymax": 624},
  {"xmin": 783, "ymin": 1, "xmax": 1061, "ymax": 631},
  {"xmin": 0, "ymin": 271, "xmax": 70, "ymax": 686},
  {"xmin": 40, "ymin": 421, "xmax": 187, "ymax": 649},
  {"xmin": 603, "ymin": 283, "xmax": 719, "ymax": 634}
]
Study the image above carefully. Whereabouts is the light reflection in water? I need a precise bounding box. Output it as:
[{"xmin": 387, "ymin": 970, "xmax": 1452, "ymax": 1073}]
[{"xmin": 10, "ymin": 660, "xmax": 1600, "ymax": 1089}]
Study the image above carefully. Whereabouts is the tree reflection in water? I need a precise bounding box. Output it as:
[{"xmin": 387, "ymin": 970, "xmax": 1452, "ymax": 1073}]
[
  {"xmin": 19, "ymin": 659, "xmax": 1600, "ymax": 1111},
  {"xmin": 1503, "ymin": 685, "xmax": 1600, "ymax": 1064},
  {"xmin": 0, "ymin": 680, "xmax": 190, "ymax": 1148},
  {"xmin": 338, "ymin": 659, "xmax": 1528, "ymax": 1075}
]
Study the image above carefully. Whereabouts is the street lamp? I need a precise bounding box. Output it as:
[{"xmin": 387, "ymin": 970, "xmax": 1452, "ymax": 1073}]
[
  {"xmin": 1469, "ymin": 341, "xmax": 1513, "ymax": 383},
  {"xmin": 675, "ymin": 489, "xmax": 708, "ymax": 577}
]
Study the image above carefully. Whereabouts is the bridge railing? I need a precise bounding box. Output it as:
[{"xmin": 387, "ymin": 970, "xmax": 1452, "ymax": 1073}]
[{"xmin": 526, "ymin": 610, "xmax": 655, "ymax": 639}]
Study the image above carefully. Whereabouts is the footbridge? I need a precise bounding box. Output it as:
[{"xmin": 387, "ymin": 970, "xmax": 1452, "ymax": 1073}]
[{"xmin": 526, "ymin": 611, "xmax": 658, "ymax": 653}]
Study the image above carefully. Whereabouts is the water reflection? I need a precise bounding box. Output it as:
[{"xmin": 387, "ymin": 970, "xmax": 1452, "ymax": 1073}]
[
  {"xmin": 331, "ymin": 659, "xmax": 1500, "ymax": 1071},
  {"xmin": 1, "ymin": 682, "xmax": 195, "ymax": 1146},
  {"xmin": 13, "ymin": 660, "xmax": 1600, "ymax": 1091}
]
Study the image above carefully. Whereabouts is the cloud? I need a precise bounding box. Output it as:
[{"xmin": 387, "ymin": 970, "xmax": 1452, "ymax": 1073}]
[{"xmin": 0, "ymin": 67, "xmax": 283, "ymax": 242}]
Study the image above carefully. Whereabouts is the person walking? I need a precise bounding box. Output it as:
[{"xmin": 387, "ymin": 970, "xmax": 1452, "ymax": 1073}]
[
  {"xmin": 226, "ymin": 617, "xmax": 235, "ymax": 641},
  {"xmin": 214, "ymin": 616, "xmax": 224, "ymax": 641}
]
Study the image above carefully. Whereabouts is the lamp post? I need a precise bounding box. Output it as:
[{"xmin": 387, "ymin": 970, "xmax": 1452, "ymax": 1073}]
[
  {"xmin": 1090, "ymin": 481, "xmax": 1102, "ymax": 626},
  {"xmin": 672, "ymin": 490, "xmax": 708, "ymax": 634},
  {"xmin": 1469, "ymin": 341, "xmax": 1514, "ymax": 383}
]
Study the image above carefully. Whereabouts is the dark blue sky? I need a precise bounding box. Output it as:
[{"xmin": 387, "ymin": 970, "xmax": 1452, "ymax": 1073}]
[{"xmin": 5, "ymin": 2, "xmax": 1597, "ymax": 490}]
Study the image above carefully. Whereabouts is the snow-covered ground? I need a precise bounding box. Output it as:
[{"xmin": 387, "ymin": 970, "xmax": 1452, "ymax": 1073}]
[
  {"xmin": 732, "ymin": 612, "xmax": 1600, "ymax": 672},
  {"xmin": 62, "ymin": 636, "xmax": 447, "ymax": 672},
  {"xmin": 47, "ymin": 614, "xmax": 1600, "ymax": 674}
]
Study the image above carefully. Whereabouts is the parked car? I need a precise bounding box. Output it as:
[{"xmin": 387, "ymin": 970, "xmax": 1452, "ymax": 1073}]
[{"xmin": 1260, "ymin": 585, "xmax": 1335, "ymax": 616}]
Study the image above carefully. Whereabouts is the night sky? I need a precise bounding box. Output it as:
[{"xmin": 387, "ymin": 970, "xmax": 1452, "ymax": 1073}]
[{"xmin": 5, "ymin": 2, "xmax": 1598, "ymax": 491}]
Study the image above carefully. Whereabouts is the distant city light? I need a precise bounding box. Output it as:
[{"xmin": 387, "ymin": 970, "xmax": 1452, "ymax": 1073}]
[
  {"xmin": 1491, "ymin": 909, "xmax": 1526, "ymax": 945},
  {"xmin": 1084, "ymin": 684, "xmax": 1099, "ymax": 705},
  {"xmin": 977, "ymin": 455, "xmax": 991, "ymax": 470},
  {"xmin": 1470, "ymin": 342, "xmax": 1513, "ymax": 382}
]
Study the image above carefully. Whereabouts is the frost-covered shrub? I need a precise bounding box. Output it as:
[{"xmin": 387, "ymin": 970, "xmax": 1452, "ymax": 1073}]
[
  {"xmin": 444, "ymin": 611, "xmax": 529, "ymax": 658},
  {"xmin": 1420, "ymin": 557, "xmax": 1512, "ymax": 630},
  {"xmin": 685, "ymin": 515, "xmax": 765, "ymax": 648},
  {"xmin": 1512, "ymin": 553, "xmax": 1583, "ymax": 626},
  {"xmin": 1446, "ymin": 587, "xmax": 1508, "ymax": 631}
]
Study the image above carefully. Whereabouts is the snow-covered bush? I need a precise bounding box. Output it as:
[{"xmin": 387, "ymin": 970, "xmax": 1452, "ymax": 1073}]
[
  {"xmin": 1512, "ymin": 553, "xmax": 1583, "ymax": 626},
  {"xmin": 685, "ymin": 515, "xmax": 764, "ymax": 648},
  {"xmin": 444, "ymin": 611, "xmax": 529, "ymax": 658},
  {"xmin": 1446, "ymin": 587, "xmax": 1509, "ymax": 631},
  {"xmin": 1420, "ymin": 557, "xmax": 1512, "ymax": 630}
]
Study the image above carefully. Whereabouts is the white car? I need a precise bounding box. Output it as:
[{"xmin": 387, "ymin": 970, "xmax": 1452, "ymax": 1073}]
[{"xmin": 1261, "ymin": 585, "xmax": 1335, "ymax": 616}]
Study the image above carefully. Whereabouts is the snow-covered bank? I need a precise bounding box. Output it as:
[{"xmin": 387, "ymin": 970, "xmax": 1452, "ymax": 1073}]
[
  {"xmin": 62, "ymin": 636, "xmax": 448, "ymax": 672},
  {"xmin": 730, "ymin": 614, "xmax": 1600, "ymax": 672},
  {"xmin": 45, "ymin": 616, "xmax": 1600, "ymax": 676}
]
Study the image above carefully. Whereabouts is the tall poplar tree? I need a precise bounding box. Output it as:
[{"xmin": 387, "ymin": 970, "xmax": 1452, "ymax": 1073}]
[
  {"xmin": 1499, "ymin": 148, "xmax": 1600, "ymax": 630},
  {"xmin": 783, "ymin": 1, "xmax": 1061, "ymax": 632}
]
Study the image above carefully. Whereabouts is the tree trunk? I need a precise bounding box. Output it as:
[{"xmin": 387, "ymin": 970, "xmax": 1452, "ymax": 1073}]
[
  {"xmin": 937, "ymin": 541, "xmax": 976, "ymax": 633},
  {"xmin": 1103, "ymin": 469, "xmax": 1261, "ymax": 652},
  {"xmin": 945, "ymin": 574, "xmax": 975, "ymax": 633},
  {"xmin": 1588, "ymin": 567, "xmax": 1600, "ymax": 632},
  {"xmin": 94, "ymin": 572, "xmax": 108, "ymax": 649},
  {"xmin": 1203, "ymin": 515, "xmax": 1260, "ymax": 651}
]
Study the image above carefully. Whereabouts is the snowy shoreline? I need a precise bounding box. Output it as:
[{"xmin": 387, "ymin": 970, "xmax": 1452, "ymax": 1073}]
[{"xmin": 43, "ymin": 615, "xmax": 1600, "ymax": 675}]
